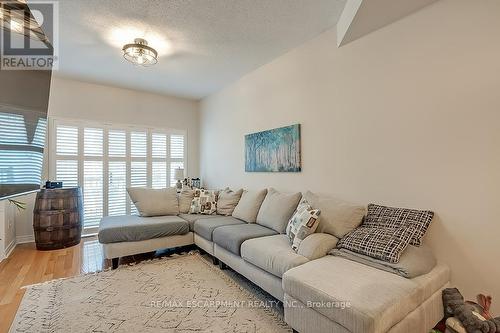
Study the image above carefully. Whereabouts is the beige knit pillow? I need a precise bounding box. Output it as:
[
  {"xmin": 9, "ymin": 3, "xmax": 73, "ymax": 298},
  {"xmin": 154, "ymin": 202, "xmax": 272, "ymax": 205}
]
[
  {"xmin": 178, "ymin": 189, "xmax": 195, "ymax": 214},
  {"xmin": 217, "ymin": 188, "xmax": 243, "ymax": 216},
  {"xmin": 127, "ymin": 187, "xmax": 179, "ymax": 217},
  {"xmin": 232, "ymin": 189, "xmax": 267, "ymax": 223}
]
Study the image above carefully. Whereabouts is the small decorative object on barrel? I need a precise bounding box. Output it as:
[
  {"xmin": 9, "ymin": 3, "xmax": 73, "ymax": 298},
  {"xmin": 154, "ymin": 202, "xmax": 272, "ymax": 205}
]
[{"xmin": 33, "ymin": 187, "xmax": 83, "ymax": 250}]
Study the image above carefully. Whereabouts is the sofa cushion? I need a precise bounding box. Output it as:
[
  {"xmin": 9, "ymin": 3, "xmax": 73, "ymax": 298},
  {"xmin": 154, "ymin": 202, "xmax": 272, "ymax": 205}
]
[
  {"xmin": 213, "ymin": 224, "xmax": 277, "ymax": 255},
  {"xmin": 217, "ymin": 188, "xmax": 243, "ymax": 216},
  {"xmin": 241, "ymin": 234, "xmax": 309, "ymax": 278},
  {"xmin": 304, "ymin": 191, "xmax": 366, "ymax": 238},
  {"xmin": 127, "ymin": 187, "xmax": 179, "ymax": 217},
  {"xmin": 256, "ymin": 188, "xmax": 301, "ymax": 233},
  {"xmin": 232, "ymin": 189, "xmax": 267, "ymax": 223},
  {"xmin": 296, "ymin": 233, "xmax": 339, "ymax": 261},
  {"xmin": 98, "ymin": 215, "xmax": 189, "ymax": 244},
  {"xmin": 178, "ymin": 189, "xmax": 195, "ymax": 214},
  {"xmin": 178, "ymin": 213, "xmax": 220, "ymax": 231},
  {"xmin": 193, "ymin": 216, "xmax": 245, "ymax": 241},
  {"xmin": 282, "ymin": 256, "xmax": 450, "ymax": 333},
  {"xmin": 363, "ymin": 203, "xmax": 434, "ymax": 246}
]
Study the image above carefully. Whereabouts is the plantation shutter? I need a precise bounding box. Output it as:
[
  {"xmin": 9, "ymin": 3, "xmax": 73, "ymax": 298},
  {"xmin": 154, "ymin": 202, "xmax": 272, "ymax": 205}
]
[
  {"xmin": 129, "ymin": 131, "xmax": 147, "ymax": 215},
  {"xmin": 152, "ymin": 133, "xmax": 167, "ymax": 189},
  {"xmin": 55, "ymin": 125, "xmax": 78, "ymax": 186},
  {"xmin": 169, "ymin": 134, "xmax": 184, "ymax": 187},
  {"xmin": 83, "ymin": 128, "xmax": 104, "ymax": 227},
  {"xmin": 108, "ymin": 161, "xmax": 126, "ymax": 216},
  {"xmin": 108, "ymin": 130, "xmax": 127, "ymax": 216},
  {"xmin": 56, "ymin": 160, "xmax": 78, "ymax": 187},
  {"xmin": 51, "ymin": 119, "xmax": 187, "ymax": 230},
  {"xmin": 83, "ymin": 160, "xmax": 103, "ymax": 226}
]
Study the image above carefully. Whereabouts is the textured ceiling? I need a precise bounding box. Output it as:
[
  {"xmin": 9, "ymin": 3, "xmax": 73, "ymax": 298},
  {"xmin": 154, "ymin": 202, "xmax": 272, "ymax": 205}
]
[{"xmin": 54, "ymin": 0, "xmax": 346, "ymax": 99}]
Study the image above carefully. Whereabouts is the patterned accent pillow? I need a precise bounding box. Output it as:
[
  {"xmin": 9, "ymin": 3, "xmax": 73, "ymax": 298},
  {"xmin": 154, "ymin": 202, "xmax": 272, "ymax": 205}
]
[
  {"xmin": 363, "ymin": 204, "xmax": 434, "ymax": 246},
  {"xmin": 286, "ymin": 199, "xmax": 321, "ymax": 252},
  {"xmin": 336, "ymin": 226, "xmax": 416, "ymax": 263},
  {"xmin": 189, "ymin": 189, "xmax": 217, "ymax": 215}
]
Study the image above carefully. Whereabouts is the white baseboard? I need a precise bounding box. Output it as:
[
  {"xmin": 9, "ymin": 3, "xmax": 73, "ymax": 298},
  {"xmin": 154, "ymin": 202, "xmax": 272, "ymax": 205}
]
[
  {"xmin": 4, "ymin": 239, "xmax": 16, "ymax": 258},
  {"xmin": 16, "ymin": 235, "xmax": 35, "ymax": 244},
  {"xmin": 0, "ymin": 236, "xmax": 35, "ymax": 263}
]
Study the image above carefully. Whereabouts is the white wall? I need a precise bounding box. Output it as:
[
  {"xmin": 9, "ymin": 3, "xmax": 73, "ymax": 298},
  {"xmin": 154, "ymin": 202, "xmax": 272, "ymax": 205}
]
[
  {"xmin": 200, "ymin": 0, "xmax": 500, "ymax": 311},
  {"xmin": 48, "ymin": 76, "xmax": 200, "ymax": 175},
  {"xmin": 13, "ymin": 76, "xmax": 200, "ymax": 243}
]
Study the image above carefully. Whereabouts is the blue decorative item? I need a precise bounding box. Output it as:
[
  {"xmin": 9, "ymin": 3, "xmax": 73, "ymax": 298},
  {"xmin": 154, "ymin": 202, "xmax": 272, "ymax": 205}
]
[{"xmin": 245, "ymin": 124, "xmax": 301, "ymax": 172}]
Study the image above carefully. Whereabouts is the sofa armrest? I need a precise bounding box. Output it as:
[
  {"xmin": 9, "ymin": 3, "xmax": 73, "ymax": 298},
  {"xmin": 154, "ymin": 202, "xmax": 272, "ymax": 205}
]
[{"xmin": 297, "ymin": 233, "xmax": 339, "ymax": 261}]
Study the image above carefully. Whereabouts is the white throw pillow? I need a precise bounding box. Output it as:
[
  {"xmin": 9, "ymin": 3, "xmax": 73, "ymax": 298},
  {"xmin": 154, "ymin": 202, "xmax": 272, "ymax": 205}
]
[
  {"xmin": 286, "ymin": 199, "xmax": 321, "ymax": 252},
  {"xmin": 127, "ymin": 187, "xmax": 179, "ymax": 217},
  {"xmin": 190, "ymin": 189, "xmax": 217, "ymax": 215}
]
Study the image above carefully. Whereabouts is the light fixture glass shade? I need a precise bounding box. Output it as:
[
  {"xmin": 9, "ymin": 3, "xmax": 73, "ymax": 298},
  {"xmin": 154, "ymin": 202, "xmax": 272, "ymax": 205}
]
[
  {"xmin": 174, "ymin": 168, "xmax": 184, "ymax": 181},
  {"xmin": 122, "ymin": 38, "xmax": 158, "ymax": 66}
]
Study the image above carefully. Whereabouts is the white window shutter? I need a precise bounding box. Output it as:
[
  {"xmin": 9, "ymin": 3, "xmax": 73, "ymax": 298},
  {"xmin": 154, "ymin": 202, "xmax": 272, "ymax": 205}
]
[
  {"xmin": 83, "ymin": 160, "xmax": 103, "ymax": 227},
  {"xmin": 84, "ymin": 128, "xmax": 103, "ymax": 156},
  {"xmin": 130, "ymin": 161, "xmax": 147, "ymax": 215},
  {"xmin": 152, "ymin": 161, "xmax": 167, "ymax": 189},
  {"xmin": 108, "ymin": 130, "xmax": 126, "ymax": 157},
  {"xmin": 170, "ymin": 134, "xmax": 184, "ymax": 159},
  {"xmin": 108, "ymin": 161, "xmax": 126, "ymax": 216},
  {"xmin": 52, "ymin": 120, "xmax": 187, "ymax": 226},
  {"xmin": 152, "ymin": 133, "xmax": 167, "ymax": 158},
  {"xmin": 56, "ymin": 160, "xmax": 78, "ymax": 187},
  {"xmin": 131, "ymin": 131, "xmax": 147, "ymax": 157},
  {"xmin": 56, "ymin": 125, "xmax": 78, "ymax": 156}
]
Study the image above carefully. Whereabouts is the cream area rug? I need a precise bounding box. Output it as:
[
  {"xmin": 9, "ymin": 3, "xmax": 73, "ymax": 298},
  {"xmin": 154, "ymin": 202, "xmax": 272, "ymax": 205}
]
[{"xmin": 10, "ymin": 253, "xmax": 291, "ymax": 333}]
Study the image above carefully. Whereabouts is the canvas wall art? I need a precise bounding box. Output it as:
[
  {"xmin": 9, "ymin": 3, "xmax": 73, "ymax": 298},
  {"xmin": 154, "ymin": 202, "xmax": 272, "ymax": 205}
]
[{"xmin": 245, "ymin": 124, "xmax": 301, "ymax": 172}]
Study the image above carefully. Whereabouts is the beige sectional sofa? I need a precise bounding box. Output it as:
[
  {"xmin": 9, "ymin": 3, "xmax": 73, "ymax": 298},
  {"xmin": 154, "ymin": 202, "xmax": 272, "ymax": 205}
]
[{"xmin": 98, "ymin": 189, "xmax": 449, "ymax": 333}]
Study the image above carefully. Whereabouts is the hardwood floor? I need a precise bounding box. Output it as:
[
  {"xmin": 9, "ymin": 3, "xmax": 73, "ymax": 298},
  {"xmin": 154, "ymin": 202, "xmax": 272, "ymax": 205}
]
[
  {"xmin": 0, "ymin": 236, "xmax": 188, "ymax": 333},
  {"xmin": 0, "ymin": 237, "xmax": 101, "ymax": 332}
]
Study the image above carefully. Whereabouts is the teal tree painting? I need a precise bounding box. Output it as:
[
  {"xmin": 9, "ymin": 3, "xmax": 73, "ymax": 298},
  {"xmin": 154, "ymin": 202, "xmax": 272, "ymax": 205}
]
[{"xmin": 245, "ymin": 124, "xmax": 301, "ymax": 172}]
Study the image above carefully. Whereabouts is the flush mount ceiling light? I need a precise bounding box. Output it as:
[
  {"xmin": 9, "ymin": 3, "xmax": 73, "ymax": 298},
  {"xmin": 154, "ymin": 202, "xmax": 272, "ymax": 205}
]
[{"xmin": 122, "ymin": 38, "xmax": 158, "ymax": 66}]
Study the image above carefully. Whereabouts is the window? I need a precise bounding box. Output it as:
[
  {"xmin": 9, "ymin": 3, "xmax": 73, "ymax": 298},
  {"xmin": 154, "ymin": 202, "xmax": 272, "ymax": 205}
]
[
  {"xmin": 50, "ymin": 118, "xmax": 186, "ymax": 232},
  {"xmin": 0, "ymin": 111, "xmax": 46, "ymax": 189}
]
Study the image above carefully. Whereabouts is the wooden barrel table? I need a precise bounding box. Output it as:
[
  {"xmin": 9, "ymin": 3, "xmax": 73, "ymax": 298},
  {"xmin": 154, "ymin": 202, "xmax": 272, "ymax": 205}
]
[{"xmin": 33, "ymin": 187, "xmax": 83, "ymax": 250}]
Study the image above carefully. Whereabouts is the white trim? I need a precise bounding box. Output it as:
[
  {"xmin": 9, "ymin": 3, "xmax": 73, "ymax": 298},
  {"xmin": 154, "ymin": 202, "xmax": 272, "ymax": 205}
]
[
  {"xmin": 49, "ymin": 115, "xmax": 187, "ymax": 135},
  {"xmin": 16, "ymin": 235, "xmax": 35, "ymax": 244},
  {"xmin": 103, "ymin": 127, "xmax": 109, "ymax": 217},
  {"xmin": 4, "ymin": 239, "xmax": 16, "ymax": 258}
]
